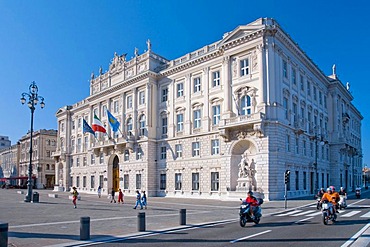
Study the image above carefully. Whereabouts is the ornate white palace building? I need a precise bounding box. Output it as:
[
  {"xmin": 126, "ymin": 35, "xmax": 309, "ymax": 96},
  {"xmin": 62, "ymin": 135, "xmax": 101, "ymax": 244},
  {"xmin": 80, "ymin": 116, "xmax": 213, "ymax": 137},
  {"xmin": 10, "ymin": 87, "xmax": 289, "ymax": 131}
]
[{"xmin": 52, "ymin": 18, "xmax": 363, "ymax": 200}]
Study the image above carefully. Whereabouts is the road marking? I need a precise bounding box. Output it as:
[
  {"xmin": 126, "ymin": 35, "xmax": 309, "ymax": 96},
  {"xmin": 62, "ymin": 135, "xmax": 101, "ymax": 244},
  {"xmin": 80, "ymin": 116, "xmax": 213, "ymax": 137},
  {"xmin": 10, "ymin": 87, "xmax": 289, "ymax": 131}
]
[
  {"xmin": 341, "ymin": 211, "xmax": 361, "ymax": 217},
  {"xmin": 360, "ymin": 212, "xmax": 370, "ymax": 218},
  {"xmin": 294, "ymin": 217, "xmax": 313, "ymax": 223},
  {"xmin": 292, "ymin": 210, "xmax": 315, "ymax": 216},
  {"xmin": 347, "ymin": 199, "xmax": 366, "ymax": 207},
  {"xmin": 341, "ymin": 222, "xmax": 370, "ymax": 247},
  {"xmin": 274, "ymin": 210, "xmax": 303, "ymax": 216},
  {"xmin": 305, "ymin": 211, "xmax": 322, "ymax": 217},
  {"xmin": 230, "ymin": 230, "xmax": 272, "ymax": 243}
]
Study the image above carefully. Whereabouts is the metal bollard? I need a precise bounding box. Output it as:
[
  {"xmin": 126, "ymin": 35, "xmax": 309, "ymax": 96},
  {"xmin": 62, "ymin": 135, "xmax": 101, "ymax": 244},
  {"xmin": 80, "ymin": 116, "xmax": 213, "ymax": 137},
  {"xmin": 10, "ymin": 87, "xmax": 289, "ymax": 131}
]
[
  {"xmin": 179, "ymin": 209, "xmax": 186, "ymax": 225},
  {"xmin": 80, "ymin": 217, "xmax": 90, "ymax": 240},
  {"xmin": 138, "ymin": 212, "xmax": 146, "ymax": 232},
  {"xmin": 0, "ymin": 222, "xmax": 8, "ymax": 247}
]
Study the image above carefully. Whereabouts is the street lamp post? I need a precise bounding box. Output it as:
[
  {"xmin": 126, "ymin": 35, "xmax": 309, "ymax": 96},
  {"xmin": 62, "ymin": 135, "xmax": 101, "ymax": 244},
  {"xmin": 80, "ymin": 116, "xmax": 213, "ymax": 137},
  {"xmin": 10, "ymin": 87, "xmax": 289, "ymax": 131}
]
[
  {"xmin": 310, "ymin": 134, "xmax": 327, "ymax": 194},
  {"xmin": 20, "ymin": 81, "xmax": 45, "ymax": 203}
]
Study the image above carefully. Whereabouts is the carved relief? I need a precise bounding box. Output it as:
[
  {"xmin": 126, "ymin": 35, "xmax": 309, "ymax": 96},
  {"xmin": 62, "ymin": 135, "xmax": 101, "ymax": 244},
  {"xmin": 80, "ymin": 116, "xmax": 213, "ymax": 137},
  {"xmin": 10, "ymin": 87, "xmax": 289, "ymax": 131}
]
[{"xmin": 252, "ymin": 49, "xmax": 258, "ymax": 72}]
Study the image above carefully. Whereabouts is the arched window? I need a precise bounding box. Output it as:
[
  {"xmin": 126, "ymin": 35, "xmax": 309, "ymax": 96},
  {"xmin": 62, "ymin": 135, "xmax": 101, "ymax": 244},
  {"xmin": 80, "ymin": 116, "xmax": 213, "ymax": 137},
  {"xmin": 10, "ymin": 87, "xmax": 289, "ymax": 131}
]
[
  {"xmin": 127, "ymin": 118, "xmax": 133, "ymax": 136},
  {"xmin": 139, "ymin": 115, "xmax": 146, "ymax": 136},
  {"xmin": 240, "ymin": 95, "xmax": 251, "ymax": 115}
]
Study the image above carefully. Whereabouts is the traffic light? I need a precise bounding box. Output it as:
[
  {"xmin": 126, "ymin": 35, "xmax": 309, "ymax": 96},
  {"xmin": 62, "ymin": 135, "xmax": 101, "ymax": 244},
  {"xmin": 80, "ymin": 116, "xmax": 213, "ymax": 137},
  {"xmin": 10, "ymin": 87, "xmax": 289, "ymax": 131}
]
[{"xmin": 284, "ymin": 170, "xmax": 291, "ymax": 184}]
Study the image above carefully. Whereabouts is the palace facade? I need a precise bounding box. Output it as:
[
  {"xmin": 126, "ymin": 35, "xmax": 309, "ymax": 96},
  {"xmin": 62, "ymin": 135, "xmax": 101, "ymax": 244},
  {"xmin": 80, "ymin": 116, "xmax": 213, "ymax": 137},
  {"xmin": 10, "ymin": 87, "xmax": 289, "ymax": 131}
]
[{"xmin": 53, "ymin": 18, "xmax": 363, "ymax": 200}]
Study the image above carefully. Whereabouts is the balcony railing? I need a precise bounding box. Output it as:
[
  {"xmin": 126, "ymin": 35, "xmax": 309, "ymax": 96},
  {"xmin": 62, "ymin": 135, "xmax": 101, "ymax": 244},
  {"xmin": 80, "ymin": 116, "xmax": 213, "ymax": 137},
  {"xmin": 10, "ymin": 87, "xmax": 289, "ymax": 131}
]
[{"xmin": 220, "ymin": 112, "xmax": 265, "ymax": 127}]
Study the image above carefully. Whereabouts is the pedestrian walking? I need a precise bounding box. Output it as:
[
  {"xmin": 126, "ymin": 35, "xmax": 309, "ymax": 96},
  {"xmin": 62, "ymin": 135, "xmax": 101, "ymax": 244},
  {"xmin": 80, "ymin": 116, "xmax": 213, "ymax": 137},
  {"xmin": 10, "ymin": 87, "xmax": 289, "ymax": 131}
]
[
  {"xmin": 118, "ymin": 189, "xmax": 124, "ymax": 204},
  {"xmin": 71, "ymin": 187, "xmax": 78, "ymax": 209},
  {"xmin": 141, "ymin": 191, "xmax": 147, "ymax": 209},
  {"xmin": 110, "ymin": 188, "xmax": 116, "ymax": 203},
  {"xmin": 97, "ymin": 185, "xmax": 102, "ymax": 198},
  {"xmin": 133, "ymin": 190, "xmax": 143, "ymax": 209}
]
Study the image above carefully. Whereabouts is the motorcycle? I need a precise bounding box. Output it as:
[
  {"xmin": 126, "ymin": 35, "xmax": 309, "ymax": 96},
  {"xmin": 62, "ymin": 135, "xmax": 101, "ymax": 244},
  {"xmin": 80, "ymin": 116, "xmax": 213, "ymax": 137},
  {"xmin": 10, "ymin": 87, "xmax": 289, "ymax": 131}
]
[
  {"xmin": 322, "ymin": 201, "xmax": 337, "ymax": 225},
  {"xmin": 239, "ymin": 199, "xmax": 262, "ymax": 227},
  {"xmin": 356, "ymin": 189, "xmax": 361, "ymax": 199},
  {"xmin": 339, "ymin": 195, "xmax": 347, "ymax": 209},
  {"xmin": 316, "ymin": 196, "xmax": 322, "ymax": 210}
]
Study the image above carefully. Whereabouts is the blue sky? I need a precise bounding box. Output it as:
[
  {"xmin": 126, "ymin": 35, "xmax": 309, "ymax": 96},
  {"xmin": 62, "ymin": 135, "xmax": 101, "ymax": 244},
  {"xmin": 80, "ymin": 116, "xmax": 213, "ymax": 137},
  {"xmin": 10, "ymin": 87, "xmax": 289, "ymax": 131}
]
[{"xmin": 0, "ymin": 1, "xmax": 368, "ymax": 166}]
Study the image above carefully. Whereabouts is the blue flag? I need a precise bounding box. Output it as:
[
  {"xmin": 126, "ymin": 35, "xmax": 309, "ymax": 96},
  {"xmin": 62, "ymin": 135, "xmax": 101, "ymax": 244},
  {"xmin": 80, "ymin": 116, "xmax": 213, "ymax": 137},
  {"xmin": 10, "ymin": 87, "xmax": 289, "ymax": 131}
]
[
  {"xmin": 83, "ymin": 119, "xmax": 95, "ymax": 135},
  {"xmin": 106, "ymin": 110, "xmax": 120, "ymax": 132}
]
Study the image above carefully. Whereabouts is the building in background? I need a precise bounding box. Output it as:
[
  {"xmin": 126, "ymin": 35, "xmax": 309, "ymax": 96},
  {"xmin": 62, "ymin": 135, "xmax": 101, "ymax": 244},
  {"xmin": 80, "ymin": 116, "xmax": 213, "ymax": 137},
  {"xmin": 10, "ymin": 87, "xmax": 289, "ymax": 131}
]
[
  {"xmin": 0, "ymin": 136, "xmax": 11, "ymax": 150},
  {"xmin": 0, "ymin": 143, "xmax": 19, "ymax": 187},
  {"xmin": 19, "ymin": 129, "xmax": 57, "ymax": 189},
  {"xmin": 53, "ymin": 18, "xmax": 362, "ymax": 200}
]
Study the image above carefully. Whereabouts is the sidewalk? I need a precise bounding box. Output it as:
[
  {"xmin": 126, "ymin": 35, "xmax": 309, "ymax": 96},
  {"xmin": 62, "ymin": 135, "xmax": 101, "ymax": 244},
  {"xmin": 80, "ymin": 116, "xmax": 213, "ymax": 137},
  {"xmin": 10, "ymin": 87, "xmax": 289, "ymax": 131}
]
[{"xmin": 0, "ymin": 189, "xmax": 345, "ymax": 247}]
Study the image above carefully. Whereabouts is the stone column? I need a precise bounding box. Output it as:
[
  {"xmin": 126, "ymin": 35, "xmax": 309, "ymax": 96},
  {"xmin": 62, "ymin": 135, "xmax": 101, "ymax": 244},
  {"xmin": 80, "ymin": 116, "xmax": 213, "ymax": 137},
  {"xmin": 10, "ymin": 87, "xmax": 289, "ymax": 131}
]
[{"xmin": 222, "ymin": 56, "xmax": 232, "ymax": 118}]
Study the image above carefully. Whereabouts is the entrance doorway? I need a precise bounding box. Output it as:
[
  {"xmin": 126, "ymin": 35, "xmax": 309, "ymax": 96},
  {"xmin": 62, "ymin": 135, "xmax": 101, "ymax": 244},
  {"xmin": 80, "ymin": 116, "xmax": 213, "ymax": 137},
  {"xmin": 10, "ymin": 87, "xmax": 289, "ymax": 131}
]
[{"xmin": 112, "ymin": 156, "xmax": 120, "ymax": 191}]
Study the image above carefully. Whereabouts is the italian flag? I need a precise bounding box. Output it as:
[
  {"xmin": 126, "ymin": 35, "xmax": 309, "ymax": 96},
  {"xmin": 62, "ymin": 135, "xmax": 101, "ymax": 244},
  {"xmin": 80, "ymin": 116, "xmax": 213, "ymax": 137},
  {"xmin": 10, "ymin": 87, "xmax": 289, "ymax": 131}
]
[{"xmin": 92, "ymin": 114, "xmax": 106, "ymax": 133}]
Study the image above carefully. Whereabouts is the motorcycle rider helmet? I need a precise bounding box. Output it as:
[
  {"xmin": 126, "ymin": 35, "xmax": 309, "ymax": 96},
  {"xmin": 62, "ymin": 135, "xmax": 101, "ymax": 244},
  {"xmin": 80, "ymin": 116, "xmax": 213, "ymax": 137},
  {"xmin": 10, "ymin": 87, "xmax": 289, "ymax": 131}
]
[
  {"xmin": 327, "ymin": 187, "xmax": 332, "ymax": 192},
  {"xmin": 329, "ymin": 185, "xmax": 335, "ymax": 191},
  {"xmin": 247, "ymin": 191, "xmax": 253, "ymax": 196},
  {"xmin": 340, "ymin": 187, "xmax": 344, "ymax": 190}
]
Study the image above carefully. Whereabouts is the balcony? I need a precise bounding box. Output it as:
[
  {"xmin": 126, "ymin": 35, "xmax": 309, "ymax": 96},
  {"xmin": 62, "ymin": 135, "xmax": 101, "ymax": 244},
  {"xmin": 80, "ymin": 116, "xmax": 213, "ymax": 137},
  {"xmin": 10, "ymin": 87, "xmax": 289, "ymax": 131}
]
[
  {"xmin": 91, "ymin": 135, "xmax": 135, "ymax": 155},
  {"xmin": 218, "ymin": 112, "xmax": 265, "ymax": 141}
]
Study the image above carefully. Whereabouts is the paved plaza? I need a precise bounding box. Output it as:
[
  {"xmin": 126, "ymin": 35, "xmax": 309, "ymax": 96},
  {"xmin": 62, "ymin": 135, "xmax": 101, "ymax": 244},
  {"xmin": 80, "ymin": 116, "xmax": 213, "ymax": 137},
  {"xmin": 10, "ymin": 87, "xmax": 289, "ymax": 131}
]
[{"xmin": 0, "ymin": 189, "xmax": 337, "ymax": 246}]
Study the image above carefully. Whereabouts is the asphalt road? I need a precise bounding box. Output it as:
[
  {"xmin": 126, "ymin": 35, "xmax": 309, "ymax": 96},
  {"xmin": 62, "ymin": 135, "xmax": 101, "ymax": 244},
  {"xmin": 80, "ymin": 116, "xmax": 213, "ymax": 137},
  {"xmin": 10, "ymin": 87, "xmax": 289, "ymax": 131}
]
[{"xmin": 1, "ymin": 189, "xmax": 369, "ymax": 247}]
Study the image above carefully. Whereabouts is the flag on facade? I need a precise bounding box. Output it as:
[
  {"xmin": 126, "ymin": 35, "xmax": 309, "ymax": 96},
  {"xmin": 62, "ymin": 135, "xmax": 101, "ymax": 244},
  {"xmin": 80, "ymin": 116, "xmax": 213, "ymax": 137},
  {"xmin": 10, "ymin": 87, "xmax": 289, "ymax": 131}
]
[
  {"xmin": 92, "ymin": 114, "xmax": 106, "ymax": 133},
  {"xmin": 83, "ymin": 119, "xmax": 95, "ymax": 135},
  {"xmin": 106, "ymin": 110, "xmax": 120, "ymax": 132}
]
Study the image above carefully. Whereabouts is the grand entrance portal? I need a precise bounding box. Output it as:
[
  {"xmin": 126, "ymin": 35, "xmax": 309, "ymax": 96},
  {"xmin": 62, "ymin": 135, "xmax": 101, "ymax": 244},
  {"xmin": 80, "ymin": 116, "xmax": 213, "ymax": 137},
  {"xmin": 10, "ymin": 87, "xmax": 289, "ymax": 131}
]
[{"xmin": 112, "ymin": 156, "xmax": 120, "ymax": 191}]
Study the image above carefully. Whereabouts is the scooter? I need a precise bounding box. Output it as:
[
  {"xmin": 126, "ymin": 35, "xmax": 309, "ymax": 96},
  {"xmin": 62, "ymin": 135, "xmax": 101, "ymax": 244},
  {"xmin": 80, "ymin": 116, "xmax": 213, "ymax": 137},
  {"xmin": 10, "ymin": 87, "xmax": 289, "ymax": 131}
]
[
  {"xmin": 356, "ymin": 189, "xmax": 361, "ymax": 199},
  {"xmin": 239, "ymin": 199, "xmax": 262, "ymax": 227},
  {"xmin": 316, "ymin": 196, "xmax": 322, "ymax": 210},
  {"xmin": 339, "ymin": 195, "xmax": 347, "ymax": 209},
  {"xmin": 322, "ymin": 201, "xmax": 337, "ymax": 225}
]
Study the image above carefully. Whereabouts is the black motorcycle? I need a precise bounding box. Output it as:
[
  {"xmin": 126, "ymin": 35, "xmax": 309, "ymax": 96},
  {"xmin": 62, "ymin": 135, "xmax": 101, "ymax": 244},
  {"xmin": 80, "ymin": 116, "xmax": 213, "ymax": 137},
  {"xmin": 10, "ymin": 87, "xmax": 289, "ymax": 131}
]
[{"xmin": 239, "ymin": 199, "xmax": 262, "ymax": 227}]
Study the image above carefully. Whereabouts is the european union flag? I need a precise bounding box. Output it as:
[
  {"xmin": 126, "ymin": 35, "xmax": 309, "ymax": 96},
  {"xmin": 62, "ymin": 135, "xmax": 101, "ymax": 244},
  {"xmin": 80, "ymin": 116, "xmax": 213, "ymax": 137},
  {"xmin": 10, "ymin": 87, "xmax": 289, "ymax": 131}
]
[
  {"xmin": 83, "ymin": 119, "xmax": 95, "ymax": 135},
  {"xmin": 107, "ymin": 110, "xmax": 120, "ymax": 132}
]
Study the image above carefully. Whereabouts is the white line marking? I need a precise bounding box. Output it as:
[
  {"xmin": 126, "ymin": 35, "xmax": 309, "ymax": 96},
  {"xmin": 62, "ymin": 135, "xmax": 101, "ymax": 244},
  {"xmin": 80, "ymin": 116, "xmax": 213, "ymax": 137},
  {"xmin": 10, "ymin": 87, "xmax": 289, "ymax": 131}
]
[
  {"xmin": 360, "ymin": 212, "xmax": 370, "ymax": 218},
  {"xmin": 347, "ymin": 199, "xmax": 366, "ymax": 207},
  {"xmin": 230, "ymin": 230, "xmax": 272, "ymax": 244},
  {"xmin": 306, "ymin": 211, "xmax": 322, "ymax": 217},
  {"xmin": 341, "ymin": 222, "xmax": 370, "ymax": 247},
  {"xmin": 293, "ymin": 210, "xmax": 315, "ymax": 216},
  {"xmin": 295, "ymin": 217, "xmax": 313, "ymax": 223},
  {"xmin": 340, "ymin": 211, "xmax": 361, "ymax": 218},
  {"xmin": 275, "ymin": 210, "xmax": 303, "ymax": 216}
]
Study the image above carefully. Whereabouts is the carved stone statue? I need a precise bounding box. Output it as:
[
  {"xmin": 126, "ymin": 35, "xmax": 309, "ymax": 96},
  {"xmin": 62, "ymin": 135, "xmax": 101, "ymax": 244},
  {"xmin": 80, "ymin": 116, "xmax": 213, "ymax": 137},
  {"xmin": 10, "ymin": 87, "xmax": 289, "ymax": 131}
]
[
  {"xmin": 99, "ymin": 66, "xmax": 103, "ymax": 75},
  {"xmin": 237, "ymin": 151, "xmax": 257, "ymax": 191},
  {"xmin": 146, "ymin": 39, "xmax": 151, "ymax": 51},
  {"xmin": 90, "ymin": 72, "xmax": 95, "ymax": 80},
  {"xmin": 346, "ymin": 82, "xmax": 350, "ymax": 91},
  {"xmin": 134, "ymin": 47, "xmax": 139, "ymax": 57},
  {"xmin": 332, "ymin": 64, "xmax": 336, "ymax": 75}
]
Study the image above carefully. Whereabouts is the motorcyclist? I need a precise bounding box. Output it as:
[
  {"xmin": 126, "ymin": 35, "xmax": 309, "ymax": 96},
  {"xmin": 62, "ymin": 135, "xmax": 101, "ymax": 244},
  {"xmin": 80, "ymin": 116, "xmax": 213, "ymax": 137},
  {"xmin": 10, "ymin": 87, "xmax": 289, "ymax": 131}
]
[
  {"xmin": 316, "ymin": 188, "xmax": 325, "ymax": 199},
  {"xmin": 330, "ymin": 186, "xmax": 340, "ymax": 212},
  {"xmin": 244, "ymin": 191, "xmax": 259, "ymax": 219},
  {"xmin": 338, "ymin": 187, "xmax": 347, "ymax": 197},
  {"xmin": 321, "ymin": 187, "xmax": 340, "ymax": 214}
]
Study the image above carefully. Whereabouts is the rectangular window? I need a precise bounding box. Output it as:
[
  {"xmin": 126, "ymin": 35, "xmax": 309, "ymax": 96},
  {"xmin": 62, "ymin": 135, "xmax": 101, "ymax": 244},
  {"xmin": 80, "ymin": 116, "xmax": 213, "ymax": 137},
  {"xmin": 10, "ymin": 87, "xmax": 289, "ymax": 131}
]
[
  {"xmin": 77, "ymin": 138, "xmax": 81, "ymax": 153},
  {"xmin": 102, "ymin": 105, "xmax": 107, "ymax": 117},
  {"xmin": 161, "ymin": 146, "xmax": 167, "ymax": 160},
  {"xmin": 160, "ymin": 174, "xmax": 166, "ymax": 190},
  {"xmin": 76, "ymin": 157, "xmax": 80, "ymax": 167},
  {"xmin": 177, "ymin": 114, "xmax": 184, "ymax": 132},
  {"xmin": 83, "ymin": 157, "xmax": 87, "ymax": 166},
  {"xmin": 175, "ymin": 173, "xmax": 182, "ymax": 190},
  {"xmin": 71, "ymin": 157, "xmax": 74, "ymax": 167},
  {"xmin": 307, "ymin": 81, "xmax": 311, "ymax": 96},
  {"xmin": 240, "ymin": 59, "xmax": 249, "ymax": 76},
  {"xmin": 136, "ymin": 147, "xmax": 142, "ymax": 160},
  {"xmin": 283, "ymin": 97, "xmax": 289, "ymax": 120},
  {"xmin": 300, "ymin": 75, "xmax": 304, "ymax": 91},
  {"xmin": 283, "ymin": 60, "xmax": 288, "ymax": 78},
  {"xmin": 162, "ymin": 87, "xmax": 168, "ymax": 102},
  {"xmin": 84, "ymin": 136, "xmax": 89, "ymax": 151},
  {"xmin": 99, "ymin": 175, "xmax": 103, "ymax": 188},
  {"xmin": 46, "ymin": 150, "xmax": 51, "ymax": 158},
  {"xmin": 91, "ymin": 175, "xmax": 95, "ymax": 188},
  {"xmin": 175, "ymin": 144, "xmax": 182, "ymax": 158},
  {"xmin": 286, "ymin": 135, "xmax": 290, "ymax": 152},
  {"xmin": 303, "ymin": 172, "xmax": 307, "ymax": 190},
  {"xmin": 292, "ymin": 69, "xmax": 296, "ymax": 85},
  {"xmin": 100, "ymin": 153, "xmax": 104, "ymax": 163},
  {"xmin": 76, "ymin": 176, "xmax": 80, "ymax": 187},
  {"xmin": 212, "ymin": 105, "xmax": 221, "ymax": 125},
  {"xmin": 162, "ymin": 117, "xmax": 168, "ymax": 135},
  {"xmin": 295, "ymin": 171, "xmax": 299, "ymax": 190},
  {"xmin": 127, "ymin": 96, "xmax": 133, "ymax": 109},
  {"xmin": 124, "ymin": 174, "xmax": 129, "ymax": 190},
  {"xmin": 124, "ymin": 150, "xmax": 129, "ymax": 161},
  {"xmin": 212, "ymin": 71, "xmax": 220, "ymax": 87},
  {"xmin": 136, "ymin": 174, "xmax": 141, "ymax": 190},
  {"xmin": 319, "ymin": 91, "xmax": 322, "ymax": 105},
  {"xmin": 295, "ymin": 137, "xmax": 299, "ymax": 154},
  {"xmin": 192, "ymin": 142, "xmax": 200, "ymax": 157},
  {"xmin": 192, "ymin": 173, "xmax": 200, "ymax": 191},
  {"xmin": 313, "ymin": 86, "xmax": 317, "ymax": 101},
  {"xmin": 193, "ymin": 77, "xmax": 201, "ymax": 93},
  {"xmin": 72, "ymin": 120, "xmax": 75, "ymax": 130},
  {"xmin": 211, "ymin": 139, "xmax": 220, "ymax": 155},
  {"xmin": 193, "ymin": 110, "xmax": 201, "ymax": 129},
  {"xmin": 113, "ymin": 100, "xmax": 119, "ymax": 113},
  {"xmin": 83, "ymin": 176, "xmax": 86, "ymax": 188},
  {"xmin": 91, "ymin": 154, "xmax": 95, "ymax": 165},
  {"xmin": 310, "ymin": 142, "xmax": 314, "ymax": 157},
  {"xmin": 303, "ymin": 140, "xmax": 307, "ymax": 156},
  {"xmin": 139, "ymin": 91, "xmax": 145, "ymax": 105},
  {"xmin": 211, "ymin": 172, "xmax": 219, "ymax": 191},
  {"xmin": 177, "ymin": 82, "xmax": 184, "ymax": 97}
]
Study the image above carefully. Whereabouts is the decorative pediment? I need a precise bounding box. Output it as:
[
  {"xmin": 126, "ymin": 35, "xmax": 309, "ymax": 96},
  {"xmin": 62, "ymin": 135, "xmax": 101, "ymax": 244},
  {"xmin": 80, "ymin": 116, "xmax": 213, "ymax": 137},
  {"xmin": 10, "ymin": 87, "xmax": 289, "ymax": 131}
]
[{"xmin": 218, "ymin": 23, "xmax": 265, "ymax": 48}]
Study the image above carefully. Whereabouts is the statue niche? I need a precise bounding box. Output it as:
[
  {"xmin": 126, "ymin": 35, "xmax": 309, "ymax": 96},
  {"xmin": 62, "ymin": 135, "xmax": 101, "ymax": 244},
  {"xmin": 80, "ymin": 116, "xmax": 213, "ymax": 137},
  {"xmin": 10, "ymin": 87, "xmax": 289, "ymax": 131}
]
[{"xmin": 237, "ymin": 151, "xmax": 257, "ymax": 191}]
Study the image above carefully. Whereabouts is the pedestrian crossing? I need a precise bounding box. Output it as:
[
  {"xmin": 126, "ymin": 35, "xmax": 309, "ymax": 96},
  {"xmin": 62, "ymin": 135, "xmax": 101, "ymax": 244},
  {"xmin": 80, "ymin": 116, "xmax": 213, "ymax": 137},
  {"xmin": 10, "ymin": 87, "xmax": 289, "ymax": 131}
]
[{"xmin": 273, "ymin": 208, "xmax": 370, "ymax": 218}]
